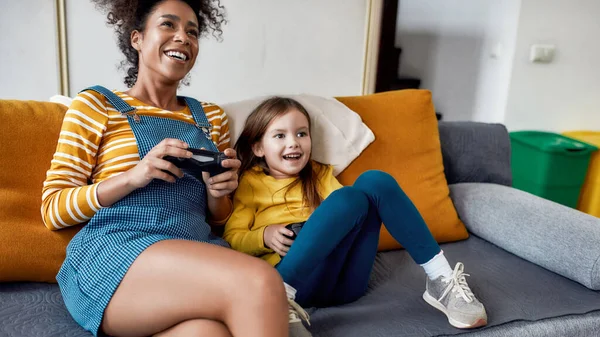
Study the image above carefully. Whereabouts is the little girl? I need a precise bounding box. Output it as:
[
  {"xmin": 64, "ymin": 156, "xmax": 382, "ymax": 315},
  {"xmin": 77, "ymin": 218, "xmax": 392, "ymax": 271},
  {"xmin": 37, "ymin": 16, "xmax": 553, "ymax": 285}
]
[{"xmin": 223, "ymin": 97, "xmax": 487, "ymax": 335}]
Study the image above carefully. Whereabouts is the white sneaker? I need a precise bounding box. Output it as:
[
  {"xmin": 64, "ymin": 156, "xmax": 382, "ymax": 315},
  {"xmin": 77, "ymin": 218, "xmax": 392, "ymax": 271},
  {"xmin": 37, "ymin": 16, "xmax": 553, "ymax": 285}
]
[
  {"xmin": 288, "ymin": 298, "xmax": 312, "ymax": 337},
  {"xmin": 423, "ymin": 262, "xmax": 487, "ymax": 329}
]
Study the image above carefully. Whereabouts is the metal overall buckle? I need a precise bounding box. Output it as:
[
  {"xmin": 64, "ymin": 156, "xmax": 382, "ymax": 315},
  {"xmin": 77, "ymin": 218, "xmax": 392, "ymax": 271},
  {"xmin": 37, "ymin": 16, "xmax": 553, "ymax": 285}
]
[
  {"xmin": 197, "ymin": 124, "xmax": 212, "ymax": 140},
  {"xmin": 126, "ymin": 109, "xmax": 141, "ymax": 123}
]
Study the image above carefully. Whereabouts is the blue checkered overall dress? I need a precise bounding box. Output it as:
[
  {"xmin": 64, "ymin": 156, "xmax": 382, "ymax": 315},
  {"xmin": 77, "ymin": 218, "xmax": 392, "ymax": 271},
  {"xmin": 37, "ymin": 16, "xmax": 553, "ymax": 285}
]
[{"xmin": 56, "ymin": 86, "xmax": 229, "ymax": 336}]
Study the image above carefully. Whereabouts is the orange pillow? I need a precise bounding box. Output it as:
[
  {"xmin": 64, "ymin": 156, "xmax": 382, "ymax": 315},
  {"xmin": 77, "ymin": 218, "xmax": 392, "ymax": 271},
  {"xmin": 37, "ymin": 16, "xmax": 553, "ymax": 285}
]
[
  {"xmin": 335, "ymin": 90, "xmax": 468, "ymax": 251},
  {"xmin": 0, "ymin": 100, "xmax": 80, "ymax": 282}
]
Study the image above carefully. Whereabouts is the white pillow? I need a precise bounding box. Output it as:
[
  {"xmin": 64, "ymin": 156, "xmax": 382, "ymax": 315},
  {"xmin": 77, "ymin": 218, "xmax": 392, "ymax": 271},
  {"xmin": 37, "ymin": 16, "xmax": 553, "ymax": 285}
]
[
  {"xmin": 49, "ymin": 94, "xmax": 375, "ymax": 176},
  {"xmin": 49, "ymin": 95, "xmax": 73, "ymax": 106},
  {"xmin": 221, "ymin": 94, "xmax": 374, "ymax": 176}
]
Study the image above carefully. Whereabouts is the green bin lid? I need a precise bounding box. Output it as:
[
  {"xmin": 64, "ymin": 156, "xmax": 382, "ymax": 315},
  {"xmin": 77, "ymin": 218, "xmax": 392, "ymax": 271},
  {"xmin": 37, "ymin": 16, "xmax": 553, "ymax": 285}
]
[{"xmin": 510, "ymin": 131, "xmax": 598, "ymax": 154}]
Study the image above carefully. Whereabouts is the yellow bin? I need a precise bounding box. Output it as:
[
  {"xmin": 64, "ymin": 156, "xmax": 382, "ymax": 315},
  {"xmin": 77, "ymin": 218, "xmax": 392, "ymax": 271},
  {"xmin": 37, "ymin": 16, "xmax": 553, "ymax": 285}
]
[{"xmin": 563, "ymin": 131, "xmax": 600, "ymax": 217}]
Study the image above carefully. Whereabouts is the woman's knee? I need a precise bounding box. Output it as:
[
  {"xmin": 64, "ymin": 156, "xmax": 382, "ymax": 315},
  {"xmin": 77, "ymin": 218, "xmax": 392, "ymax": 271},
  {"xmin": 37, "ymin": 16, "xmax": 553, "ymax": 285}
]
[
  {"xmin": 249, "ymin": 259, "xmax": 285, "ymax": 290},
  {"xmin": 239, "ymin": 258, "xmax": 286, "ymax": 301},
  {"xmin": 154, "ymin": 319, "xmax": 232, "ymax": 337}
]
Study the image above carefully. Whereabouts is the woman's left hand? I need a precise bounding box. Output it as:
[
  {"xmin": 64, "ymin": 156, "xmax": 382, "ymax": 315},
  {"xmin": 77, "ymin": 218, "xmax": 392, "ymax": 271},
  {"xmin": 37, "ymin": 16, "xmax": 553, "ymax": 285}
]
[{"xmin": 202, "ymin": 148, "xmax": 241, "ymax": 199}]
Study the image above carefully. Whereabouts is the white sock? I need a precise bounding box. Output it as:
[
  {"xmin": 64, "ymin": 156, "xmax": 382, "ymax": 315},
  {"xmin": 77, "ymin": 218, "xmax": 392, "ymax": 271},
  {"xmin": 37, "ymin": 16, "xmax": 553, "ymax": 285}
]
[
  {"xmin": 420, "ymin": 251, "xmax": 453, "ymax": 280},
  {"xmin": 284, "ymin": 282, "xmax": 297, "ymax": 300}
]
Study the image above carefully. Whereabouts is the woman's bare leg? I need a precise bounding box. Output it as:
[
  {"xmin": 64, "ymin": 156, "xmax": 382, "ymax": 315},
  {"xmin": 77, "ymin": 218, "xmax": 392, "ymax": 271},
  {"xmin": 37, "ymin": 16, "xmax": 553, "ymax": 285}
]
[
  {"xmin": 153, "ymin": 319, "xmax": 232, "ymax": 337},
  {"xmin": 101, "ymin": 240, "xmax": 288, "ymax": 337}
]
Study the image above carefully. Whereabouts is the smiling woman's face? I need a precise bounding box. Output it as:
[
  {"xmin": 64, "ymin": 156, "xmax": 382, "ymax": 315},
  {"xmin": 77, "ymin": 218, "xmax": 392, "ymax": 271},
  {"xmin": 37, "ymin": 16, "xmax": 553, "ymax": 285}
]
[{"xmin": 131, "ymin": 0, "xmax": 200, "ymax": 84}]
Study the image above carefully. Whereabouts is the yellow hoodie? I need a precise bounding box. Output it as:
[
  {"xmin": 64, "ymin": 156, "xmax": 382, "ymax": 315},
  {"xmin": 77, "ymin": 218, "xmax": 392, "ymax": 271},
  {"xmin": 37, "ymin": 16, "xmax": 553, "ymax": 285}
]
[{"xmin": 223, "ymin": 163, "xmax": 343, "ymax": 266}]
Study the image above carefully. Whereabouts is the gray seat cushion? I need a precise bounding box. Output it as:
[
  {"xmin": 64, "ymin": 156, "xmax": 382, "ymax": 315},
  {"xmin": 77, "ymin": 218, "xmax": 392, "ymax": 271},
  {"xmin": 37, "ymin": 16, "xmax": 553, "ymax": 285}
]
[
  {"xmin": 310, "ymin": 235, "xmax": 600, "ymax": 337},
  {"xmin": 0, "ymin": 282, "xmax": 90, "ymax": 336},
  {"xmin": 1, "ymin": 236, "xmax": 599, "ymax": 337}
]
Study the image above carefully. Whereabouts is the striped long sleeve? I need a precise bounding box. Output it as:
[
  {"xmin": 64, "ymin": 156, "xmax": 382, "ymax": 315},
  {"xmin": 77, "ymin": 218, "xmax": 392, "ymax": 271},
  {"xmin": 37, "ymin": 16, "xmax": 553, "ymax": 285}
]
[{"xmin": 41, "ymin": 92, "xmax": 108, "ymax": 230}]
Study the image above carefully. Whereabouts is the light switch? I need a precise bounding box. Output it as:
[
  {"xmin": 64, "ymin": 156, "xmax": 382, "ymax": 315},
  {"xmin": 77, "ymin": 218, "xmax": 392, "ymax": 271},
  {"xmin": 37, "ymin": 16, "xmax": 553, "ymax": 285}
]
[{"xmin": 530, "ymin": 44, "xmax": 556, "ymax": 63}]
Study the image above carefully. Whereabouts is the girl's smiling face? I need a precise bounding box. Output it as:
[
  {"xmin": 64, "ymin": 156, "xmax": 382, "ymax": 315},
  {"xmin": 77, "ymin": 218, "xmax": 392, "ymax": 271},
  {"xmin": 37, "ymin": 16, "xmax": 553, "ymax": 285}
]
[{"xmin": 252, "ymin": 108, "xmax": 312, "ymax": 179}]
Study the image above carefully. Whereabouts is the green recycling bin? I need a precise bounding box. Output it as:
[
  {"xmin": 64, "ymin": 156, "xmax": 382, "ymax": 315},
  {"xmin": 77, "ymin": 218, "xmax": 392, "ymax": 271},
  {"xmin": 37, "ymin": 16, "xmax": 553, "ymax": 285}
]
[{"xmin": 510, "ymin": 131, "xmax": 598, "ymax": 208}]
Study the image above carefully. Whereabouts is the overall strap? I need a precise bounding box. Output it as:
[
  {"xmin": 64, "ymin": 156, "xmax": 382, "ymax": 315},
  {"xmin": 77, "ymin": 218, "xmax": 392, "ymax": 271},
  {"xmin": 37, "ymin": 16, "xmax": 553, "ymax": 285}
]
[
  {"xmin": 80, "ymin": 85, "xmax": 135, "ymax": 114},
  {"xmin": 182, "ymin": 97, "xmax": 211, "ymax": 128},
  {"xmin": 182, "ymin": 96, "xmax": 215, "ymax": 143}
]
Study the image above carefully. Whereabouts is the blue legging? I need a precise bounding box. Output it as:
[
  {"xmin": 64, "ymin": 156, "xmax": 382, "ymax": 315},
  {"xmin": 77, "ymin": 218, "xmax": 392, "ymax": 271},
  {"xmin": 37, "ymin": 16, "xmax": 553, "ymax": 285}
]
[{"xmin": 276, "ymin": 170, "xmax": 441, "ymax": 308}]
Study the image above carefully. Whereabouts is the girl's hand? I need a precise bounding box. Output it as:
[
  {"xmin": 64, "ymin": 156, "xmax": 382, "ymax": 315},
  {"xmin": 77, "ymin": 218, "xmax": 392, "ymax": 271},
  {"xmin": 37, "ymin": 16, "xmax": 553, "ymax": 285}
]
[
  {"xmin": 264, "ymin": 225, "xmax": 296, "ymax": 256},
  {"xmin": 125, "ymin": 138, "xmax": 190, "ymax": 189},
  {"xmin": 202, "ymin": 148, "xmax": 241, "ymax": 199}
]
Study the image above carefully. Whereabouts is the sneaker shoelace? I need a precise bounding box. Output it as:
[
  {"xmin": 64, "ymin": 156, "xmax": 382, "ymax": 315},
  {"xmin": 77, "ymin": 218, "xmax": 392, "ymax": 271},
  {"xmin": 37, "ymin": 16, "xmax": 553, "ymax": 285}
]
[
  {"xmin": 288, "ymin": 298, "xmax": 311, "ymax": 326},
  {"xmin": 438, "ymin": 262, "xmax": 475, "ymax": 303}
]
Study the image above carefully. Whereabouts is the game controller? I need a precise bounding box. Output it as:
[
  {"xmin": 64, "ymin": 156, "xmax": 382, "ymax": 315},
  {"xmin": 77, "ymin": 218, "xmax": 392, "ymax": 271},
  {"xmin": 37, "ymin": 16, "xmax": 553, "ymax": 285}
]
[
  {"xmin": 164, "ymin": 148, "xmax": 229, "ymax": 178},
  {"xmin": 284, "ymin": 221, "xmax": 305, "ymax": 240}
]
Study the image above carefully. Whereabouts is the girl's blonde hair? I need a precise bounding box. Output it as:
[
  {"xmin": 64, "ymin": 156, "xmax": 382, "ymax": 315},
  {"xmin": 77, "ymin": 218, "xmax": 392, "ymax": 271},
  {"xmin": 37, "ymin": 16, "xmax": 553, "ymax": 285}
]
[{"xmin": 234, "ymin": 96, "xmax": 325, "ymax": 211}]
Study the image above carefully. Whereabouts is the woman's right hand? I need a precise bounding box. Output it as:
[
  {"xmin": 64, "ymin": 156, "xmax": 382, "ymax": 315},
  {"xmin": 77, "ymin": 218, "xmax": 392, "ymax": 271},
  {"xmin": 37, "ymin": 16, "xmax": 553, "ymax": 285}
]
[
  {"xmin": 264, "ymin": 225, "xmax": 296, "ymax": 256},
  {"xmin": 125, "ymin": 138, "xmax": 192, "ymax": 189}
]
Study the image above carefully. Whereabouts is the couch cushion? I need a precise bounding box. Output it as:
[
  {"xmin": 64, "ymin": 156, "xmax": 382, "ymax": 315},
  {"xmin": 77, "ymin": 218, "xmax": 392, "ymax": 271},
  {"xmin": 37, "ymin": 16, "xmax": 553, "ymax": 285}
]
[
  {"xmin": 0, "ymin": 100, "xmax": 79, "ymax": 282},
  {"xmin": 450, "ymin": 182, "xmax": 600, "ymax": 290},
  {"xmin": 336, "ymin": 90, "xmax": 468, "ymax": 251},
  {"xmin": 0, "ymin": 283, "xmax": 90, "ymax": 336},
  {"xmin": 309, "ymin": 235, "xmax": 600, "ymax": 336},
  {"xmin": 438, "ymin": 121, "xmax": 512, "ymax": 186}
]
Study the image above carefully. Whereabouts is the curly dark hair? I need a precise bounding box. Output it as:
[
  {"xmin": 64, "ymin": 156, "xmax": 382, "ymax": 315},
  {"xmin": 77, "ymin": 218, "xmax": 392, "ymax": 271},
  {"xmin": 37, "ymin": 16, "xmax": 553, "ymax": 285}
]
[{"xmin": 91, "ymin": 0, "xmax": 226, "ymax": 87}]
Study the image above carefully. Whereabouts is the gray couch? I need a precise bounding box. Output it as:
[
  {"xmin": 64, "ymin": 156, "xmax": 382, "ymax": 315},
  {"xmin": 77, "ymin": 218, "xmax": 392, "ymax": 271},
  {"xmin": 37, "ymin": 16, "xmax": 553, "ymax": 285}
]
[{"xmin": 2, "ymin": 121, "xmax": 600, "ymax": 337}]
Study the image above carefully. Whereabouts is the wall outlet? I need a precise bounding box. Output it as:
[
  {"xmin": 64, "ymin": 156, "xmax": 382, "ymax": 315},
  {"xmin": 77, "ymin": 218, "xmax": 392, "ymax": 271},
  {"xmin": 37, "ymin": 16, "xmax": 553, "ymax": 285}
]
[{"xmin": 530, "ymin": 44, "xmax": 556, "ymax": 63}]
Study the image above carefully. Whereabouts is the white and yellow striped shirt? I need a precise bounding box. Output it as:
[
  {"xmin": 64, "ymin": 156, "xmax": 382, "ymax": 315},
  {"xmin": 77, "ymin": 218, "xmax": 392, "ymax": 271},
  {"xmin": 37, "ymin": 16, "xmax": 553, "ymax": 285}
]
[{"xmin": 41, "ymin": 90, "xmax": 231, "ymax": 231}]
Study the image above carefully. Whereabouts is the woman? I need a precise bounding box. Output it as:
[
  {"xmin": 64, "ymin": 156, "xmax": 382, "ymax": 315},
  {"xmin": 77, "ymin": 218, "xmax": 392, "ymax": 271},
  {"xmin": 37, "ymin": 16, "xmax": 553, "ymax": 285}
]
[{"xmin": 41, "ymin": 1, "xmax": 289, "ymax": 336}]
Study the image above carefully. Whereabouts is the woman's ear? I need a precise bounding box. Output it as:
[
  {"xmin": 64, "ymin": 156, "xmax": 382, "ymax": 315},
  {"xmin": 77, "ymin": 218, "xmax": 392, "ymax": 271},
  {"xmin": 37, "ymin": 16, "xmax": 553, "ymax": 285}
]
[
  {"xmin": 131, "ymin": 30, "xmax": 142, "ymax": 51},
  {"xmin": 252, "ymin": 143, "xmax": 264, "ymax": 158}
]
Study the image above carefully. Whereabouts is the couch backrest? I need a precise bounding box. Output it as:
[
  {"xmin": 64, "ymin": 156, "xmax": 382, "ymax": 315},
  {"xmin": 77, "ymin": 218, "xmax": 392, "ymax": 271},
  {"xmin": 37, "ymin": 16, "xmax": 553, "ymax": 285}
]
[
  {"xmin": 438, "ymin": 121, "xmax": 512, "ymax": 186},
  {"xmin": 0, "ymin": 90, "xmax": 471, "ymax": 282}
]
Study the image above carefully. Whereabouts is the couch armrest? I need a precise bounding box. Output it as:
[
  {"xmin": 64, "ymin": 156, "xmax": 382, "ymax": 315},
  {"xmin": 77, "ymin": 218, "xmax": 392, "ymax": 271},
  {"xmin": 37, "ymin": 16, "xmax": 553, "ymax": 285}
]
[
  {"xmin": 438, "ymin": 121, "xmax": 512, "ymax": 186},
  {"xmin": 450, "ymin": 183, "xmax": 600, "ymax": 290}
]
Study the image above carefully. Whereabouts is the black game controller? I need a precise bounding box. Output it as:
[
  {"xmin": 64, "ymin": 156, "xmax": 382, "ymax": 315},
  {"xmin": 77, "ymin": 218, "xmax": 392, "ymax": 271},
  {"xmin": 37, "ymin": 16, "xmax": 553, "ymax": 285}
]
[
  {"xmin": 284, "ymin": 221, "xmax": 305, "ymax": 240},
  {"xmin": 164, "ymin": 148, "xmax": 229, "ymax": 178}
]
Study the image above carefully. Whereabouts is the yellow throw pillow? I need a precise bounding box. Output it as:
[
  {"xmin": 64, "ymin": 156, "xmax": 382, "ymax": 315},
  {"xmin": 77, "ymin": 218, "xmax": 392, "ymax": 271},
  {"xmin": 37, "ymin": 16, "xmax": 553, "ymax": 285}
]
[
  {"xmin": 335, "ymin": 90, "xmax": 468, "ymax": 251},
  {"xmin": 0, "ymin": 100, "xmax": 80, "ymax": 282}
]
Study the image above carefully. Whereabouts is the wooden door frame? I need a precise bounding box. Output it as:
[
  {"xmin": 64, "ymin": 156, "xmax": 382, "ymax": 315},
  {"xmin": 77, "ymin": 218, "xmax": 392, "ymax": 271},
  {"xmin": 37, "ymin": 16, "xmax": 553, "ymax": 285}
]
[
  {"xmin": 56, "ymin": 0, "xmax": 70, "ymax": 97},
  {"xmin": 361, "ymin": 0, "xmax": 384, "ymax": 95}
]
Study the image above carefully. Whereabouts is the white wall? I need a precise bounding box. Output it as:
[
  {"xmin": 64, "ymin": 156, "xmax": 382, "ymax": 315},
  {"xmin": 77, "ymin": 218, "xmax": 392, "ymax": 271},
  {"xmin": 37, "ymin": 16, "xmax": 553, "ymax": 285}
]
[
  {"xmin": 396, "ymin": 0, "xmax": 521, "ymax": 122},
  {"xmin": 471, "ymin": 1, "xmax": 521, "ymax": 123},
  {"xmin": 396, "ymin": 0, "xmax": 600, "ymax": 132},
  {"xmin": 0, "ymin": 0, "xmax": 60, "ymax": 100},
  {"xmin": 66, "ymin": 0, "xmax": 368, "ymax": 103},
  {"xmin": 66, "ymin": 0, "xmax": 124, "ymax": 95},
  {"xmin": 0, "ymin": 1, "xmax": 368, "ymax": 103},
  {"xmin": 504, "ymin": 0, "xmax": 600, "ymax": 132}
]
